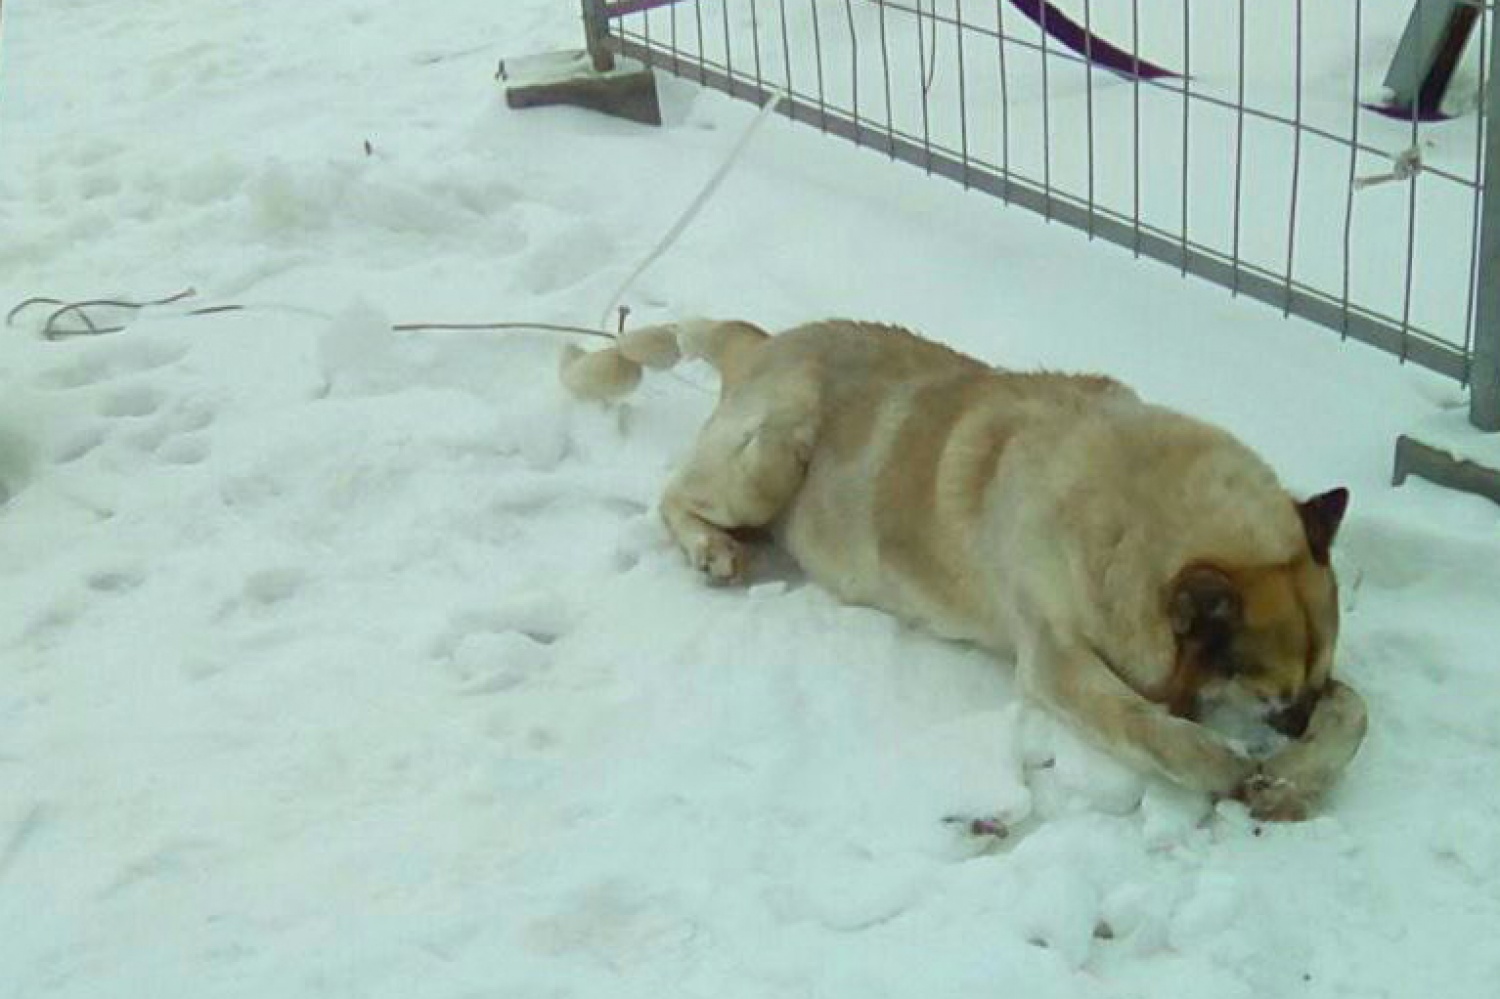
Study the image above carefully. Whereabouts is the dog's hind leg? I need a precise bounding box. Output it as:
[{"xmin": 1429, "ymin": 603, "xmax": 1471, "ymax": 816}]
[{"xmin": 660, "ymin": 368, "xmax": 821, "ymax": 583}]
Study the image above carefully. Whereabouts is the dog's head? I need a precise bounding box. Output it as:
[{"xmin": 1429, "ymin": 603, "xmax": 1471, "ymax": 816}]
[{"xmin": 1166, "ymin": 488, "xmax": 1349, "ymax": 737}]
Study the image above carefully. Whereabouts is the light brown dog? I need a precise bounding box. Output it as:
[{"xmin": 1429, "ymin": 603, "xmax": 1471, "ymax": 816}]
[{"xmin": 561, "ymin": 319, "xmax": 1368, "ymax": 820}]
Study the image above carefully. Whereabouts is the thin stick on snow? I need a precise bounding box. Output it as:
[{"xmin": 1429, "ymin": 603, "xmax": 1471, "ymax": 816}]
[
  {"xmin": 390, "ymin": 321, "xmax": 615, "ymax": 339},
  {"xmin": 6, "ymin": 292, "xmax": 619, "ymax": 344},
  {"xmin": 7, "ymin": 288, "xmax": 206, "ymax": 339}
]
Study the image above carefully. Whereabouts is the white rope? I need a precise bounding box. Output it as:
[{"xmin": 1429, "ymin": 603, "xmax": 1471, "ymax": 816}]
[
  {"xmin": 9, "ymin": 93, "xmax": 789, "ymax": 350},
  {"xmin": 1353, "ymin": 145, "xmax": 1423, "ymax": 191},
  {"xmin": 596, "ymin": 89, "xmax": 785, "ymax": 332}
]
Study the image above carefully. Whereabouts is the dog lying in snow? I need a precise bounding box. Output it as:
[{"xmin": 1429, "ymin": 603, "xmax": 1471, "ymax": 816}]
[{"xmin": 560, "ymin": 319, "xmax": 1368, "ymax": 820}]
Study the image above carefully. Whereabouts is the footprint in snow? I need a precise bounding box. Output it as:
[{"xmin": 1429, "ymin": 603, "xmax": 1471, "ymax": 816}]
[
  {"xmin": 50, "ymin": 387, "xmax": 215, "ymax": 472},
  {"xmin": 99, "ymin": 383, "xmax": 165, "ymax": 418},
  {"xmin": 33, "ymin": 337, "xmax": 188, "ymax": 389},
  {"xmin": 85, "ymin": 565, "xmax": 146, "ymax": 595},
  {"xmin": 204, "ymin": 566, "xmax": 311, "ymax": 639},
  {"xmin": 51, "ymin": 425, "xmax": 108, "ymax": 465},
  {"xmin": 448, "ymin": 630, "xmax": 553, "ymax": 695},
  {"xmin": 30, "ymin": 335, "xmax": 211, "ymax": 470},
  {"xmin": 431, "ymin": 596, "xmax": 570, "ymax": 695},
  {"xmin": 0, "ymin": 425, "xmax": 35, "ymax": 508},
  {"xmin": 240, "ymin": 566, "xmax": 308, "ymax": 608},
  {"xmin": 124, "ymin": 401, "xmax": 215, "ymax": 466}
]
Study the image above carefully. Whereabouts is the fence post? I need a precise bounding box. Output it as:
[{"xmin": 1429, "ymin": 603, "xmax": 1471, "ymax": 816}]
[
  {"xmin": 583, "ymin": 0, "xmax": 617, "ymax": 73},
  {"xmin": 1381, "ymin": 0, "xmax": 1480, "ymax": 118},
  {"xmin": 1473, "ymin": 9, "xmax": 1500, "ymax": 431}
]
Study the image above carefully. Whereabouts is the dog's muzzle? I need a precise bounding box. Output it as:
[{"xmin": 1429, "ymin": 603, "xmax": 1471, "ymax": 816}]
[{"xmin": 1265, "ymin": 690, "xmax": 1321, "ymax": 739}]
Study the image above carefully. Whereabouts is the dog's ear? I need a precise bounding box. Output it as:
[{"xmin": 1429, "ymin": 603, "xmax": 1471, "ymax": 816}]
[
  {"xmin": 1297, "ymin": 487, "xmax": 1349, "ymax": 566},
  {"xmin": 1168, "ymin": 566, "xmax": 1242, "ymax": 642}
]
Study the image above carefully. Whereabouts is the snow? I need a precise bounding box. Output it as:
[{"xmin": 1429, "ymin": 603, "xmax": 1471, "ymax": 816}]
[{"xmin": 3, "ymin": 1, "xmax": 1500, "ymax": 997}]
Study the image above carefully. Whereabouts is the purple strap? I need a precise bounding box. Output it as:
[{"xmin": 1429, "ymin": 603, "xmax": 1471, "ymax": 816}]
[
  {"xmin": 1009, "ymin": 0, "xmax": 1179, "ymax": 81},
  {"xmin": 1361, "ymin": 101, "xmax": 1453, "ymax": 124}
]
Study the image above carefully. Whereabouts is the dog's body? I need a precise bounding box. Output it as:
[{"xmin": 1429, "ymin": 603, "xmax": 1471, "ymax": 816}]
[{"xmin": 562, "ymin": 319, "xmax": 1367, "ymax": 818}]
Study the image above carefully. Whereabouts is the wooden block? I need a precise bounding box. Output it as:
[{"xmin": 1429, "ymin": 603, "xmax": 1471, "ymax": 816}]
[
  {"xmin": 502, "ymin": 51, "xmax": 661, "ymax": 127},
  {"xmin": 1393, "ymin": 433, "xmax": 1500, "ymax": 508}
]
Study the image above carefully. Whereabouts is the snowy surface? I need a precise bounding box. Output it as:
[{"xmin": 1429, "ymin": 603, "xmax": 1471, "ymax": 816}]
[{"xmin": 3, "ymin": 2, "xmax": 1500, "ymax": 997}]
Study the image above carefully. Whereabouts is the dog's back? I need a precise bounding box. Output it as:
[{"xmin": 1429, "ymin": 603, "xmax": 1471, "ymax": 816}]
[{"xmin": 737, "ymin": 322, "xmax": 1134, "ymax": 647}]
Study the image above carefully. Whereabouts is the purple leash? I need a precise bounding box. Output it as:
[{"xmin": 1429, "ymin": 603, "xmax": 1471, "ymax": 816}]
[{"xmin": 1009, "ymin": 0, "xmax": 1179, "ymax": 81}]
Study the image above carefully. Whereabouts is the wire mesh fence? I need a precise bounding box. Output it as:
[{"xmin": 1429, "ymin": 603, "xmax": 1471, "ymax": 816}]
[{"xmin": 587, "ymin": 0, "xmax": 1499, "ymax": 426}]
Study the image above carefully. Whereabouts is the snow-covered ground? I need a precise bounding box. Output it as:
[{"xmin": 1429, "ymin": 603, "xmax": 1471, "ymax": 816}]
[{"xmin": 3, "ymin": 2, "xmax": 1500, "ymax": 997}]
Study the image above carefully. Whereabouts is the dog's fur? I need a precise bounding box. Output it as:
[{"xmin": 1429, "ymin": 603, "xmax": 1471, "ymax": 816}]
[{"xmin": 561, "ymin": 319, "xmax": 1368, "ymax": 819}]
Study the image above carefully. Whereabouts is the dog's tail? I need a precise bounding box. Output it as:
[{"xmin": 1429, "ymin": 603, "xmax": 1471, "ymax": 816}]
[{"xmin": 559, "ymin": 319, "xmax": 770, "ymax": 402}]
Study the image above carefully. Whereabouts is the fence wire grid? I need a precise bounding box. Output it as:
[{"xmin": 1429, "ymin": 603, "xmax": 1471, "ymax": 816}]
[{"xmin": 590, "ymin": 0, "xmax": 1499, "ymax": 414}]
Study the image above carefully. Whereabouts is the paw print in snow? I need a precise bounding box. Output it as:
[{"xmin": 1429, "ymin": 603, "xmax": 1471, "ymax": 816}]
[{"xmin": 432, "ymin": 596, "xmax": 570, "ymax": 696}]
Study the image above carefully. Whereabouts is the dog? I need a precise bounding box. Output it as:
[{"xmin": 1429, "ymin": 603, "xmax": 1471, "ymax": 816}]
[{"xmin": 560, "ymin": 319, "xmax": 1368, "ymax": 820}]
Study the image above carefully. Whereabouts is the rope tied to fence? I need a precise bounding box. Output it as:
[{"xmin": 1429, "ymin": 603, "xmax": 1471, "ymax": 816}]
[
  {"xmin": 1352, "ymin": 146, "xmax": 1425, "ymax": 191},
  {"xmin": 595, "ymin": 88, "xmax": 785, "ymax": 331}
]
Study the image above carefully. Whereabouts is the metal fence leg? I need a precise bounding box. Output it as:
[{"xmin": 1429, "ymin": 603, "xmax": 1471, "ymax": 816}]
[
  {"xmin": 501, "ymin": 1, "xmax": 661, "ymax": 126},
  {"xmin": 1379, "ymin": 0, "xmax": 1480, "ymax": 119},
  {"xmin": 1392, "ymin": 6, "xmax": 1499, "ymax": 504},
  {"xmin": 1472, "ymin": 9, "xmax": 1500, "ymax": 432},
  {"xmin": 582, "ymin": 0, "xmax": 617, "ymax": 72}
]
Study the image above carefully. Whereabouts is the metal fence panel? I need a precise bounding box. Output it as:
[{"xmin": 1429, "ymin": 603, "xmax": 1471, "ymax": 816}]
[{"xmin": 592, "ymin": 0, "xmax": 1497, "ymax": 423}]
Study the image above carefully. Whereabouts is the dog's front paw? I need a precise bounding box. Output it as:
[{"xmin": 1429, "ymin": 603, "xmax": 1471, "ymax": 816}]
[
  {"xmin": 690, "ymin": 534, "xmax": 747, "ymax": 584},
  {"xmin": 1236, "ymin": 680, "xmax": 1368, "ymax": 822},
  {"xmin": 1236, "ymin": 772, "xmax": 1311, "ymax": 823}
]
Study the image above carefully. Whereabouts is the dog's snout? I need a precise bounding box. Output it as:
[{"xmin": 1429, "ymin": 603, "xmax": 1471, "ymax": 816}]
[{"xmin": 1266, "ymin": 691, "xmax": 1318, "ymax": 739}]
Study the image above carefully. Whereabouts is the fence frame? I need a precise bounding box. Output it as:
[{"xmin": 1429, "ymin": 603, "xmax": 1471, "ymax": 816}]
[
  {"xmin": 1472, "ymin": 7, "xmax": 1500, "ymax": 431},
  {"xmin": 578, "ymin": 0, "xmax": 1500, "ymax": 433}
]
